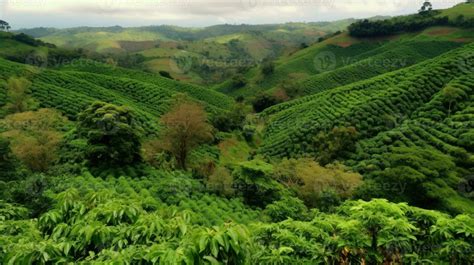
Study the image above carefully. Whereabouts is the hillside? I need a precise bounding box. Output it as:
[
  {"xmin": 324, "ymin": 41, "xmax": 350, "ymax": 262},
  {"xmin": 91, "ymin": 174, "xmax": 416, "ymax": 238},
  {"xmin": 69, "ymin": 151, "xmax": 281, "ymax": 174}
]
[
  {"xmin": 19, "ymin": 22, "xmax": 354, "ymax": 51},
  {"xmin": 220, "ymin": 3, "xmax": 473, "ymax": 97},
  {"xmin": 0, "ymin": 33, "xmax": 234, "ymax": 134},
  {"xmin": 16, "ymin": 22, "xmax": 354, "ymax": 84},
  {"xmin": 260, "ymin": 43, "xmax": 474, "ymax": 212},
  {"xmin": 1, "ymin": 3, "xmax": 473, "ymax": 264}
]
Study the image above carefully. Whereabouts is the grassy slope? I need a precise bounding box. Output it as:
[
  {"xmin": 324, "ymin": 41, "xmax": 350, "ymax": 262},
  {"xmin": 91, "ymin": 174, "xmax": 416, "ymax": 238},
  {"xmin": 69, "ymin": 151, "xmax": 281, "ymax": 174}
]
[
  {"xmin": 0, "ymin": 36, "xmax": 234, "ymax": 134},
  {"xmin": 57, "ymin": 60, "xmax": 234, "ymax": 112},
  {"xmin": 438, "ymin": 2, "xmax": 474, "ymax": 19},
  {"xmin": 222, "ymin": 3, "xmax": 474, "ymax": 97},
  {"xmin": 19, "ymin": 22, "xmax": 354, "ymax": 85},
  {"xmin": 29, "ymin": 22, "xmax": 353, "ymax": 52},
  {"xmin": 259, "ymin": 43, "xmax": 474, "ymax": 212},
  {"xmin": 227, "ymin": 28, "xmax": 471, "ymax": 97}
]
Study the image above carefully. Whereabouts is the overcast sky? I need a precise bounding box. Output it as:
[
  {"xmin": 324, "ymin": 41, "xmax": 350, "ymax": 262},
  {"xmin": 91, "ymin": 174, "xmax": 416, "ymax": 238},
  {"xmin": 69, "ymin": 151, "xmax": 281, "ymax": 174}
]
[{"xmin": 0, "ymin": 0, "xmax": 465, "ymax": 29}]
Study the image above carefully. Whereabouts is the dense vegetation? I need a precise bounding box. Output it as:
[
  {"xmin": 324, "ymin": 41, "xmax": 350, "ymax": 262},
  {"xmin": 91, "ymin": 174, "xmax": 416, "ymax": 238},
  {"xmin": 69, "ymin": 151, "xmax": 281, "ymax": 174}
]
[
  {"xmin": 16, "ymin": 22, "xmax": 354, "ymax": 85},
  {"xmin": 1, "ymin": 2, "xmax": 473, "ymax": 264},
  {"xmin": 348, "ymin": 3, "xmax": 474, "ymax": 37}
]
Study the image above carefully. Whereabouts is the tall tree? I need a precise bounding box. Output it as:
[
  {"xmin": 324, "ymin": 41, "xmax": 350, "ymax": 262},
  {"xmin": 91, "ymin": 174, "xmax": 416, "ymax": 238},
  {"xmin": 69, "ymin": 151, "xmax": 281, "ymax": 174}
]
[
  {"xmin": 0, "ymin": 20, "xmax": 10, "ymax": 31},
  {"xmin": 441, "ymin": 86, "xmax": 466, "ymax": 117},
  {"xmin": 0, "ymin": 136, "xmax": 17, "ymax": 180},
  {"xmin": 419, "ymin": 1, "xmax": 433, "ymax": 14},
  {"xmin": 1, "ymin": 109, "xmax": 66, "ymax": 172},
  {"xmin": 78, "ymin": 102, "xmax": 142, "ymax": 167},
  {"xmin": 3, "ymin": 77, "xmax": 37, "ymax": 114},
  {"xmin": 160, "ymin": 99, "xmax": 213, "ymax": 170},
  {"xmin": 313, "ymin": 126, "xmax": 358, "ymax": 165}
]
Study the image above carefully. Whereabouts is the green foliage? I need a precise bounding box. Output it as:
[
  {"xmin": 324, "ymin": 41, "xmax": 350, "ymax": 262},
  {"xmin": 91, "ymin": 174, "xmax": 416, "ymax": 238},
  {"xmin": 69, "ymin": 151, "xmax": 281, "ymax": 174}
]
[
  {"xmin": 78, "ymin": 102, "xmax": 143, "ymax": 167},
  {"xmin": 0, "ymin": 137, "xmax": 17, "ymax": 181},
  {"xmin": 3, "ymin": 77, "xmax": 37, "ymax": 114},
  {"xmin": 212, "ymin": 104, "xmax": 247, "ymax": 132},
  {"xmin": 231, "ymin": 74, "xmax": 247, "ymax": 89},
  {"xmin": 0, "ymin": 201, "xmax": 29, "ymax": 221},
  {"xmin": 356, "ymin": 146, "xmax": 461, "ymax": 209},
  {"xmin": 297, "ymin": 41, "xmax": 462, "ymax": 96},
  {"xmin": 1, "ymin": 7, "xmax": 473, "ymax": 264},
  {"xmin": 1, "ymin": 174, "xmax": 53, "ymax": 218},
  {"xmin": 264, "ymin": 196, "xmax": 308, "ymax": 222},
  {"xmin": 252, "ymin": 93, "xmax": 281, "ymax": 113},
  {"xmin": 261, "ymin": 60, "xmax": 275, "ymax": 76},
  {"xmin": 232, "ymin": 159, "xmax": 282, "ymax": 207},
  {"xmin": 159, "ymin": 70, "xmax": 173, "ymax": 79},
  {"xmin": 206, "ymin": 166, "xmax": 235, "ymax": 197},
  {"xmin": 272, "ymin": 158, "xmax": 363, "ymax": 210},
  {"xmin": 259, "ymin": 44, "xmax": 474, "ymax": 215},
  {"xmin": 0, "ymin": 172, "xmax": 262, "ymax": 263},
  {"xmin": 348, "ymin": 13, "xmax": 448, "ymax": 37},
  {"xmin": 1, "ymin": 171, "xmax": 473, "ymax": 264},
  {"xmin": 441, "ymin": 85, "xmax": 467, "ymax": 116},
  {"xmin": 313, "ymin": 126, "xmax": 358, "ymax": 165}
]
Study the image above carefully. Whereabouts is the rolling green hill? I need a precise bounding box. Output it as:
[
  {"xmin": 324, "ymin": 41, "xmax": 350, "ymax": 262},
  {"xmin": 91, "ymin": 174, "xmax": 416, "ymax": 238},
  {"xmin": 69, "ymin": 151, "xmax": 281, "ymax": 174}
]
[
  {"xmin": 1, "ymin": 3, "xmax": 473, "ymax": 264},
  {"xmin": 16, "ymin": 22, "xmax": 355, "ymax": 85},
  {"xmin": 220, "ymin": 3, "xmax": 473, "ymax": 97},
  {"xmin": 259, "ymin": 43, "xmax": 473, "ymax": 212},
  {"xmin": 224, "ymin": 27, "xmax": 472, "ymax": 97},
  {"xmin": 0, "ymin": 34, "xmax": 234, "ymax": 134}
]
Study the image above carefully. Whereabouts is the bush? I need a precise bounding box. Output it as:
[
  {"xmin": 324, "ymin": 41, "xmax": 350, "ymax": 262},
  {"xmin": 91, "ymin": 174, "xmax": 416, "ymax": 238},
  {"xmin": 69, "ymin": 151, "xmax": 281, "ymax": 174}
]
[
  {"xmin": 261, "ymin": 60, "xmax": 275, "ymax": 76},
  {"xmin": 206, "ymin": 166, "xmax": 235, "ymax": 197},
  {"xmin": 77, "ymin": 102, "xmax": 143, "ymax": 168},
  {"xmin": 1, "ymin": 109, "xmax": 67, "ymax": 172},
  {"xmin": 0, "ymin": 137, "xmax": 17, "ymax": 181},
  {"xmin": 159, "ymin": 70, "xmax": 173, "ymax": 79},
  {"xmin": 264, "ymin": 196, "xmax": 308, "ymax": 222},
  {"xmin": 231, "ymin": 74, "xmax": 247, "ymax": 89},
  {"xmin": 212, "ymin": 104, "xmax": 247, "ymax": 132},
  {"xmin": 273, "ymin": 159, "xmax": 362, "ymax": 209},
  {"xmin": 348, "ymin": 13, "xmax": 448, "ymax": 37},
  {"xmin": 233, "ymin": 159, "xmax": 281, "ymax": 207},
  {"xmin": 252, "ymin": 93, "xmax": 281, "ymax": 113}
]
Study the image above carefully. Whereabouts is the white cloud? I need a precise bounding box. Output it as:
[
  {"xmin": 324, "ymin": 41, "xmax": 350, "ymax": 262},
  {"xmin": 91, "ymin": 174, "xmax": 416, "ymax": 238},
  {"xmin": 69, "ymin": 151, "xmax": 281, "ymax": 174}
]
[{"xmin": 0, "ymin": 0, "xmax": 466, "ymax": 28}]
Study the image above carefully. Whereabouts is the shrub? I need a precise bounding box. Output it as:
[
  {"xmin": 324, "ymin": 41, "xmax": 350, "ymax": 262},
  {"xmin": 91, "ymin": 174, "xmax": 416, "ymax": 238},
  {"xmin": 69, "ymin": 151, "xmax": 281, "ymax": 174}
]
[
  {"xmin": 0, "ymin": 137, "xmax": 17, "ymax": 181},
  {"xmin": 252, "ymin": 93, "xmax": 281, "ymax": 113},
  {"xmin": 1, "ymin": 109, "xmax": 67, "ymax": 172},
  {"xmin": 232, "ymin": 159, "xmax": 281, "ymax": 207},
  {"xmin": 77, "ymin": 102, "xmax": 143, "ymax": 168},
  {"xmin": 160, "ymin": 99, "xmax": 213, "ymax": 170},
  {"xmin": 264, "ymin": 196, "xmax": 308, "ymax": 222},
  {"xmin": 206, "ymin": 166, "xmax": 235, "ymax": 197}
]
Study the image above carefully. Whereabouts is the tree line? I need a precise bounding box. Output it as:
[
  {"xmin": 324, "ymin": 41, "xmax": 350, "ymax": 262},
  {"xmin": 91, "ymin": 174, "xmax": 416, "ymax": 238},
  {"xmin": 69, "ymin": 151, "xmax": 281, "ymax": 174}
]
[{"xmin": 348, "ymin": 2, "xmax": 474, "ymax": 37}]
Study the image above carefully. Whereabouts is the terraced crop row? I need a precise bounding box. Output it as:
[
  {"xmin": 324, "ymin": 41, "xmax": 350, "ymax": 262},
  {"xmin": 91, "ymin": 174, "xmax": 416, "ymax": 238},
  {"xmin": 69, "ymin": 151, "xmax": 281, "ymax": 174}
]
[
  {"xmin": 58, "ymin": 60, "xmax": 234, "ymax": 112},
  {"xmin": 260, "ymin": 43, "xmax": 474, "ymax": 158},
  {"xmin": 0, "ymin": 57, "xmax": 236, "ymax": 134},
  {"xmin": 351, "ymin": 73, "xmax": 474, "ymax": 172},
  {"xmin": 298, "ymin": 40, "xmax": 463, "ymax": 95}
]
